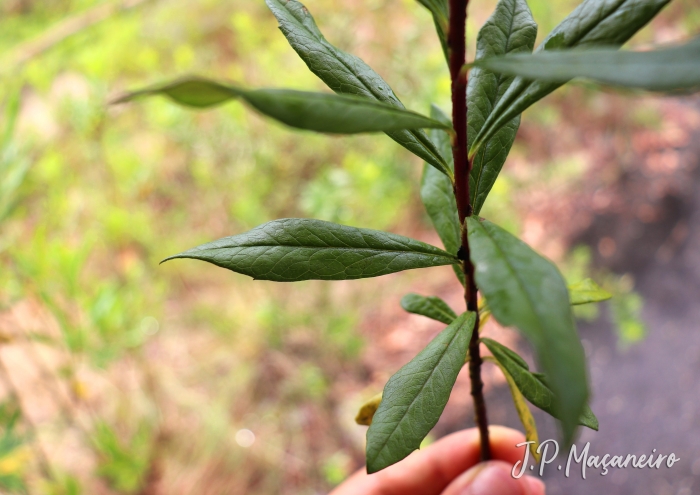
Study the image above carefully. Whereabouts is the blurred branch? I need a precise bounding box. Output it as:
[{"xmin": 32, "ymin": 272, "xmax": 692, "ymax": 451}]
[{"xmin": 4, "ymin": 0, "xmax": 154, "ymax": 70}]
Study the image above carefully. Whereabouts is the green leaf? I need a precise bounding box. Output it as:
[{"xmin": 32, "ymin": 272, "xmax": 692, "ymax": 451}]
[
  {"xmin": 475, "ymin": 37, "xmax": 700, "ymax": 93},
  {"xmin": 116, "ymin": 77, "xmax": 450, "ymax": 134},
  {"xmin": 421, "ymin": 105, "xmax": 465, "ymax": 285},
  {"xmin": 469, "ymin": 0, "xmax": 671, "ymax": 157},
  {"xmin": 426, "ymin": 105, "xmax": 454, "ymax": 175},
  {"xmin": 163, "ymin": 218, "xmax": 458, "ymax": 282},
  {"xmin": 366, "ymin": 312, "xmax": 476, "ymax": 472},
  {"xmin": 484, "ymin": 355, "xmax": 540, "ymax": 462},
  {"xmin": 482, "ymin": 338, "xmax": 598, "ymax": 431},
  {"xmin": 568, "ymin": 278, "xmax": 613, "ymax": 306},
  {"xmin": 400, "ymin": 293, "xmax": 458, "ymax": 325},
  {"xmin": 415, "ymin": 0, "xmax": 449, "ymax": 63},
  {"xmin": 266, "ymin": 0, "xmax": 452, "ymax": 178},
  {"xmin": 467, "ymin": 0, "xmax": 537, "ymax": 214},
  {"xmin": 466, "ymin": 217, "xmax": 588, "ymax": 444}
]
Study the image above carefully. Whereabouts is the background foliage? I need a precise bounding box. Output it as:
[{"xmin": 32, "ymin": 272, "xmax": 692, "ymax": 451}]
[{"xmin": 0, "ymin": 0, "xmax": 698, "ymax": 493}]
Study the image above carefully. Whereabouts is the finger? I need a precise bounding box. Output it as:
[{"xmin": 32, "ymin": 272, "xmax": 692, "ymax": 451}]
[
  {"xmin": 441, "ymin": 461, "xmax": 546, "ymax": 495},
  {"xmin": 330, "ymin": 426, "xmax": 529, "ymax": 495},
  {"xmin": 485, "ymin": 425, "xmax": 531, "ymax": 466}
]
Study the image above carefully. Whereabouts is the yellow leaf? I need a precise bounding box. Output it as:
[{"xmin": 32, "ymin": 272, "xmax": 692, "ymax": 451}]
[
  {"xmin": 355, "ymin": 393, "xmax": 382, "ymax": 426},
  {"xmin": 478, "ymin": 298, "xmax": 491, "ymax": 326},
  {"xmin": 479, "ymin": 308, "xmax": 491, "ymax": 327},
  {"xmin": 485, "ymin": 357, "xmax": 540, "ymax": 462}
]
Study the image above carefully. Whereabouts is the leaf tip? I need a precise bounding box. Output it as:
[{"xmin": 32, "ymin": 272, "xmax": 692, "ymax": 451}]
[
  {"xmin": 159, "ymin": 253, "xmax": 187, "ymax": 265},
  {"xmin": 109, "ymin": 92, "xmax": 138, "ymax": 106},
  {"xmin": 399, "ymin": 293, "xmax": 417, "ymax": 309},
  {"xmin": 364, "ymin": 450, "xmax": 384, "ymax": 474}
]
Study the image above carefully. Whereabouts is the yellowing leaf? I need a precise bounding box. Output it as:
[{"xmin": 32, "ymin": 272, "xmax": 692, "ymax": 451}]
[
  {"xmin": 485, "ymin": 356, "xmax": 540, "ymax": 462},
  {"xmin": 568, "ymin": 278, "xmax": 613, "ymax": 305},
  {"xmin": 479, "ymin": 298, "xmax": 491, "ymax": 326},
  {"xmin": 355, "ymin": 393, "xmax": 383, "ymax": 426}
]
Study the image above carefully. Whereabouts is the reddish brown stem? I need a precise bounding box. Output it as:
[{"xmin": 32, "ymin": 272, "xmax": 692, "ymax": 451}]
[{"xmin": 448, "ymin": 0, "xmax": 491, "ymax": 461}]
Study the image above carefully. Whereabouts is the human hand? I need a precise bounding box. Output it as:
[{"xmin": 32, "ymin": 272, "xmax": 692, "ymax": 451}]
[{"xmin": 330, "ymin": 426, "xmax": 544, "ymax": 495}]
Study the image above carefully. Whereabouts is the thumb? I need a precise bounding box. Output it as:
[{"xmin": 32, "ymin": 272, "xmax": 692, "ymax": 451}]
[{"xmin": 441, "ymin": 461, "xmax": 545, "ymax": 495}]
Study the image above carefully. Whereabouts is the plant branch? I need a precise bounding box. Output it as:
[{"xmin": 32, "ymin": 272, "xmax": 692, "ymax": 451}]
[{"xmin": 448, "ymin": 0, "xmax": 491, "ymax": 461}]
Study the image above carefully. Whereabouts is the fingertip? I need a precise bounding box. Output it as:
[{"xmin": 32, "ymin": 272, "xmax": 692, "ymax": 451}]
[
  {"xmin": 488, "ymin": 425, "xmax": 526, "ymax": 445},
  {"xmin": 441, "ymin": 461, "xmax": 544, "ymax": 495},
  {"xmin": 487, "ymin": 426, "xmax": 530, "ymax": 465},
  {"xmin": 526, "ymin": 475, "xmax": 546, "ymax": 495}
]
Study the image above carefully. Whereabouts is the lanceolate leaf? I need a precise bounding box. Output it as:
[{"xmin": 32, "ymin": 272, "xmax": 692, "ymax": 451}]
[
  {"xmin": 467, "ymin": 0, "xmax": 537, "ymax": 214},
  {"xmin": 266, "ymin": 0, "xmax": 452, "ymax": 178},
  {"xmin": 400, "ymin": 293, "xmax": 458, "ymax": 325},
  {"xmin": 482, "ymin": 338, "xmax": 598, "ymax": 430},
  {"xmin": 415, "ymin": 0, "xmax": 449, "ymax": 63},
  {"xmin": 163, "ymin": 218, "xmax": 458, "ymax": 282},
  {"xmin": 116, "ymin": 78, "xmax": 449, "ymax": 134},
  {"xmin": 366, "ymin": 312, "xmax": 476, "ymax": 473},
  {"xmin": 475, "ymin": 37, "xmax": 700, "ymax": 93},
  {"xmin": 469, "ymin": 0, "xmax": 671, "ymax": 157},
  {"xmin": 569, "ymin": 278, "xmax": 613, "ymax": 306},
  {"xmin": 466, "ymin": 217, "xmax": 588, "ymax": 444},
  {"xmin": 420, "ymin": 105, "xmax": 465, "ymax": 285}
]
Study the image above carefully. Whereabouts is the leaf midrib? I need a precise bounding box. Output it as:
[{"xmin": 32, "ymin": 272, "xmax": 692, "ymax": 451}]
[
  {"xmin": 433, "ymin": 306, "xmax": 456, "ymax": 323},
  {"xmin": 279, "ymin": 1, "xmax": 387, "ymax": 103},
  {"xmin": 493, "ymin": 0, "xmax": 518, "ymax": 88},
  {"xmin": 263, "ymin": 91, "xmax": 441, "ymax": 120},
  {"xmin": 564, "ymin": 0, "xmax": 628, "ymax": 49},
  {"xmin": 197, "ymin": 242, "xmax": 458, "ymax": 260}
]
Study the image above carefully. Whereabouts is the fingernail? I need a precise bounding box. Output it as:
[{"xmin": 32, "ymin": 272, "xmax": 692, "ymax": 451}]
[{"xmin": 461, "ymin": 463, "xmax": 523, "ymax": 495}]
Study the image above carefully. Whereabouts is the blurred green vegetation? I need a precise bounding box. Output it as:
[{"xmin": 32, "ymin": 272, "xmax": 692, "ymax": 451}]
[
  {"xmin": 0, "ymin": 0, "xmax": 696, "ymax": 493},
  {"xmin": 0, "ymin": 401, "xmax": 27, "ymax": 493}
]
